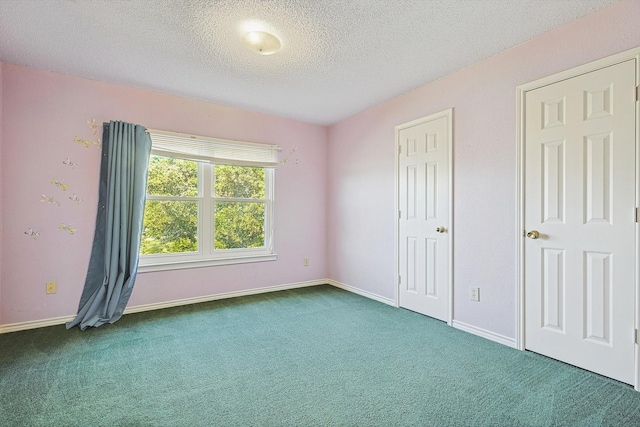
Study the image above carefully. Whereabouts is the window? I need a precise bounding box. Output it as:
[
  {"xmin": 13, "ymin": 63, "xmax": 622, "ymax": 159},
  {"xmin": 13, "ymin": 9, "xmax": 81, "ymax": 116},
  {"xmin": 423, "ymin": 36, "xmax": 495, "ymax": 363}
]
[{"xmin": 138, "ymin": 130, "xmax": 278, "ymax": 271}]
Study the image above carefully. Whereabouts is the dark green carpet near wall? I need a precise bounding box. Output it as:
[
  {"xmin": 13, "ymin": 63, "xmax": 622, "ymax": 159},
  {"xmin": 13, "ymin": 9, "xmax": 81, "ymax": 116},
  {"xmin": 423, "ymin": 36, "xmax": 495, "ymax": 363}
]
[{"xmin": 2, "ymin": 286, "xmax": 640, "ymax": 427}]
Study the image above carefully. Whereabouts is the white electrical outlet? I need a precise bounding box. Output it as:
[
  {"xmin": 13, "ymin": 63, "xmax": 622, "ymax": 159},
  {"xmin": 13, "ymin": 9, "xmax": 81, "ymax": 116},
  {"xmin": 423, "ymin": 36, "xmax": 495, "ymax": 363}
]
[
  {"xmin": 304, "ymin": 257, "xmax": 310, "ymax": 266},
  {"xmin": 470, "ymin": 287, "xmax": 480, "ymax": 302}
]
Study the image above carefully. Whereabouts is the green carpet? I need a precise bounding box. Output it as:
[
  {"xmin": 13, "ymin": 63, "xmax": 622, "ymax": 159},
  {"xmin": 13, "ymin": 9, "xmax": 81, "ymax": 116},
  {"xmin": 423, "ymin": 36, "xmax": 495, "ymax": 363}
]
[{"xmin": 1, "ymin": 285, "xmax": 639, "ymax": 426}]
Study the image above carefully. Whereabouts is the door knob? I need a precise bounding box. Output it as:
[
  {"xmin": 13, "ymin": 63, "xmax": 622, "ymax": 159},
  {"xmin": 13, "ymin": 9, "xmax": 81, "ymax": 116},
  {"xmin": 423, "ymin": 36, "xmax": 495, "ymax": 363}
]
[
  {"xmin": 436, "ymin": 226, "xmax": 446, "ymax": 233},
  {"xmin": 526, "ymin": 230, "xmax": 540, "ymax": 239}
]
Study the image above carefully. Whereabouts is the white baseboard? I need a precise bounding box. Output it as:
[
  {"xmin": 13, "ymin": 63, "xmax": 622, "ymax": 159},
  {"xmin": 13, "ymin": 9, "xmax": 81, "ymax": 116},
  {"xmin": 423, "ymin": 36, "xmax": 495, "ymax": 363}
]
[
  {"xmin": 0, "ymin": 279, "xmax": 328, "ymax": 334},
  {"xmin": 326, "ymin": 279, "xmax": 396, "ymax": 307},
  {"xmin": 0, "ymin": 314, "xmax": 77, "ymax": 334},
  {"xmin": 123, "ymin": 279, "xmax": 326, "ymax": 315},
  {"xmin": 452, "ymin": 319, "xmax": 516, "ymax": 348}
]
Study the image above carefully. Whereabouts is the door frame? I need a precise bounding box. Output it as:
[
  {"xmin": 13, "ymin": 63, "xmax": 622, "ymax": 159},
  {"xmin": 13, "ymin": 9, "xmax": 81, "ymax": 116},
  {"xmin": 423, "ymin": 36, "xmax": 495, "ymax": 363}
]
[
  {"xmin": 394, "ymin": 108, "xmax": 454, "ymax": 326},
  {"xmin": 515, "ymin": 47, "xmax": 640, "ymax": 390}
]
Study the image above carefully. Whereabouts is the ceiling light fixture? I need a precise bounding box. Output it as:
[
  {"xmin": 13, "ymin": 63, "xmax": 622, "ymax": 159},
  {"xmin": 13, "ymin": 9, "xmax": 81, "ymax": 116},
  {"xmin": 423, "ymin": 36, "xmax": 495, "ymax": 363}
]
[{"xmin": 241, "ymin": 31, "xmax": 281, "ymax": 55}]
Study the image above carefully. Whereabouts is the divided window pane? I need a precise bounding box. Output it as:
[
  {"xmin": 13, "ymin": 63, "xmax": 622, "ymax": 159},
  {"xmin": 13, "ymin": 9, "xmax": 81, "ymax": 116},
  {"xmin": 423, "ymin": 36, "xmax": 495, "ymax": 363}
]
[
  {"xmin": 147, "ymin": 156, "xmax": 198, "ymax": 197},
  {"xmin": 141, "ymin": 200, "xmax": 198, "ymax": 254},
  {"xmin": 214, "ymin": 165, "xmax": 265, "ymax": 199},
  {"xmin": 214, "ymin": 202, "xmax": 265, "ymax": 250}
]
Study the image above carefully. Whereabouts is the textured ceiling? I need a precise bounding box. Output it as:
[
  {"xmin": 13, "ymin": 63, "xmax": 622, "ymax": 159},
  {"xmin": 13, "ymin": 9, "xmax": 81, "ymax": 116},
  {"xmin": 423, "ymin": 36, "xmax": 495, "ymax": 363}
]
[{"xmin": 0, "ymin": 0, "xmax": 618, "ymax": 125}]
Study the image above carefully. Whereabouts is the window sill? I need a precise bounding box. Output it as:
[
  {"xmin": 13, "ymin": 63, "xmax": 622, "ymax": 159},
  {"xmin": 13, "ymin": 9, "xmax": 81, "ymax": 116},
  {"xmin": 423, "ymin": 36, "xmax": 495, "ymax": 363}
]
[{"xmin": 137, "ymin": 253, "xmax": 278, "ymax": 273}]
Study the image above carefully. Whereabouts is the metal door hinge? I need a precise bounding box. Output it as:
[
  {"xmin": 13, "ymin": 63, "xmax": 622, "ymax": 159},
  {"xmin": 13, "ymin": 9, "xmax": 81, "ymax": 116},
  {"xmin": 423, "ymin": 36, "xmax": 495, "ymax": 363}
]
[
  {"xmin": 398, "ymin": 275, "xmax": 401, "ymax": 285},
  {"xmin": 636, "ymin": 207, "xmax": 640, "ymax": 223},
  {"xmin": 636, "ymin": 86, "xmax": 640, "ymax": 101},
  {"xmin": 635, "ymin": 329, "xmax": 639, "ymax": 344},
  {"xmin": 398, "ymin": 210, "xmax": 401, "ymax": 219}
]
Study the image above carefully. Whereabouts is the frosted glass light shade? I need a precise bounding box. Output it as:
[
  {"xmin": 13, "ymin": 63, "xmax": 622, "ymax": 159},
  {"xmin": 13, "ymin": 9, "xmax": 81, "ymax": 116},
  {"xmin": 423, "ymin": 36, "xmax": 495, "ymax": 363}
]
[{"xmin": 242, "ymin": 31, "xmax": 281, "ymax": 55}]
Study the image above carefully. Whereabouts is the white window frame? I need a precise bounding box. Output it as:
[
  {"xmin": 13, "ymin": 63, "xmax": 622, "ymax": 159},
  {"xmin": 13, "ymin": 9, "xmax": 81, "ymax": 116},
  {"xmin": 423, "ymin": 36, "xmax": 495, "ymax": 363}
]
[{"xmin": 138, "ymin": 130, "xmax": 279, "ymax": 273}]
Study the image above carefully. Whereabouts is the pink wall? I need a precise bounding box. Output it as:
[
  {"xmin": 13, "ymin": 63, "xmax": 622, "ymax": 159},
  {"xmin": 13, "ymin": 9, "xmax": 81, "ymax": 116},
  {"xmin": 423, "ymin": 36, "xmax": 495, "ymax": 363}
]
[
  {"xmin": 0, "ymin": 64, "xmax": 328, "ymax": 324},
  {"xmin": 327, "ymin": 0, "xmax": 640, "ymax": 339}
]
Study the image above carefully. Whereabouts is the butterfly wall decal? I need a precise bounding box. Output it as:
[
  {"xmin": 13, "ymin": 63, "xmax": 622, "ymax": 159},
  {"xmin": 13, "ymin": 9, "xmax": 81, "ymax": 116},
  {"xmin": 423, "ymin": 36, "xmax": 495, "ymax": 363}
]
[
  {"xmin": 24, "ymin": 228, "xmax": 40, "ymax": 240},
  {"xmin": 87, "ymin": 118, "xmax": 100, "ymax": 135},
  {"xmin": 58, "ymin": 223, "xmax": 76, "ymax": 235},
  {"xmin": 280, "ymin": 145, "xmax": 299, "ymax": 165},
  {"xmin": 74, "ymin": 136, "xmax": 101, "ymax": 148},
  {"xmin": 40, "ymin": 194, "xmax": 61, "ymax": 206},
  {"xmin": 62, "ymin": 158, "xmax": 78, "ymax": 169},
  {"xmin": 51, "ymin": 179, "xmax": 69, "ymax": 191},
  {"xmin": 69, "ymin": 194, "xmax": 83, "ymax": 205}
]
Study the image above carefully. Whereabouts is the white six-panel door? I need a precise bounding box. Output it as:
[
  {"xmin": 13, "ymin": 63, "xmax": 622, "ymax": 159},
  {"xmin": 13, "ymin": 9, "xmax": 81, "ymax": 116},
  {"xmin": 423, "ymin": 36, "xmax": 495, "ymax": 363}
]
[
  {"xmin": 397, "ymin": 110, "xmax": 452, "ymax": 322},
  {"xmin": 523, "ymin": 59, "xmax": 636, "ymax": 384}
]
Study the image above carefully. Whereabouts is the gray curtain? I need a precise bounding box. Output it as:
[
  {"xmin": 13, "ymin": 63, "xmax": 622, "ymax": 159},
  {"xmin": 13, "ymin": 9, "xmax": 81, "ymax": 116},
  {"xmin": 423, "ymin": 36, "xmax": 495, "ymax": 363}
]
[{"xmin": 67, "ymin": 121, "xmax": 151, "ymax": 330}]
